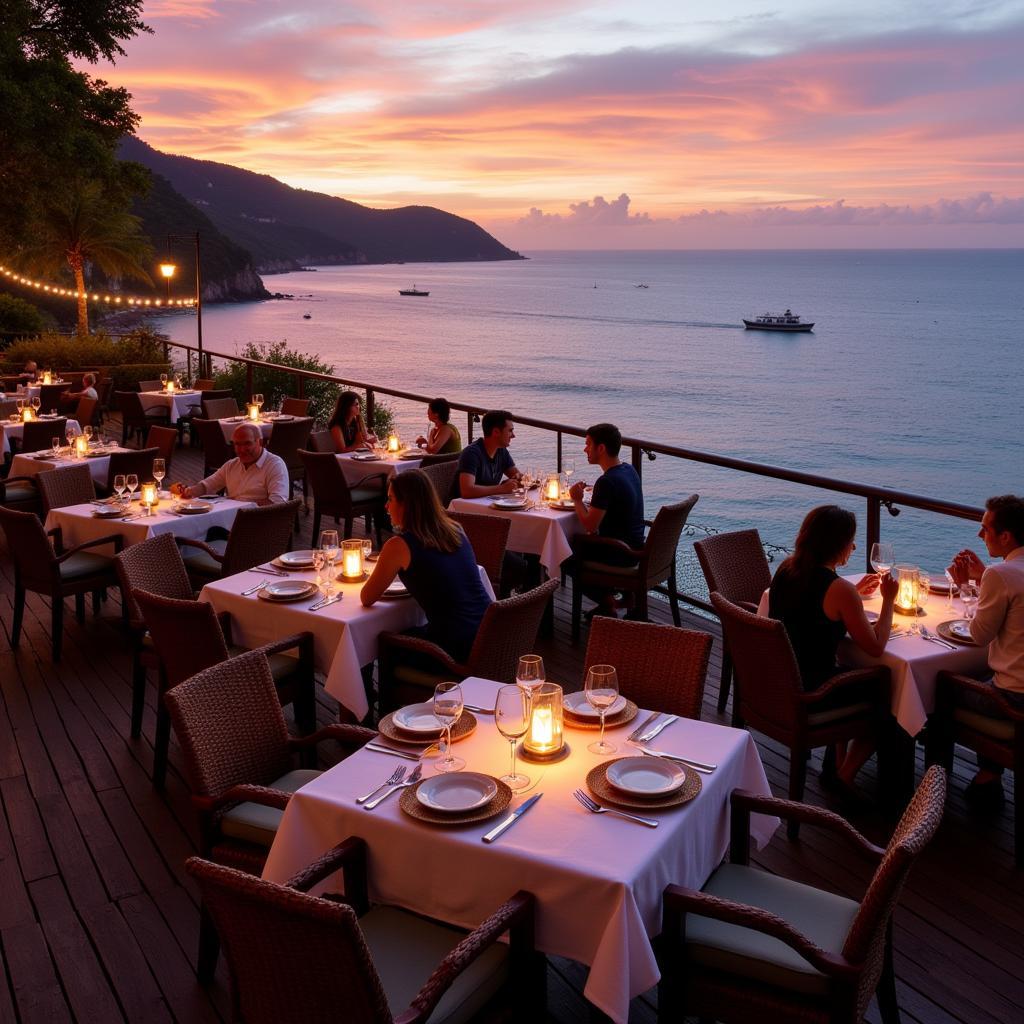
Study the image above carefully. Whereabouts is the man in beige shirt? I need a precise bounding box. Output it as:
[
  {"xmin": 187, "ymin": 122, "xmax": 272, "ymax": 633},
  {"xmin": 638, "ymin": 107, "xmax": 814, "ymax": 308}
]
[{"xmin": 175, "ymin": 423, "xmax": 289, "ymax": 505}]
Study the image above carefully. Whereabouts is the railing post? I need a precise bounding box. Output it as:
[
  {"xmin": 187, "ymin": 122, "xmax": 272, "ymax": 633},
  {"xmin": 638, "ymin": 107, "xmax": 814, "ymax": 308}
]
[
  {"xmin": 557, "ymin": 432, "xmax": 563, "ymax": 473},
  {"xmin": 366, "ymin": 389, "xmax": 375, "ymax": 432},
  {"xmin": 631, "ymin": 444, "xmax": 642, "ymax": 484},
  {"xmin": 297, "ymin": 374, "xmax": 305, "ymax": 399},
  {"xmin": 467, "ymin": 411, "xmax": 474, "ymax": 443},
  {"xmin": 866, "ymin": 496, "xmax": 881, "ymax": 573},
  {"xmin": 187, "ymin": 349, "xmax": 192, "ymax": 383},
  {"xmin": 246, "ymin": 363, "xmax": 254, "ymax": 402}
]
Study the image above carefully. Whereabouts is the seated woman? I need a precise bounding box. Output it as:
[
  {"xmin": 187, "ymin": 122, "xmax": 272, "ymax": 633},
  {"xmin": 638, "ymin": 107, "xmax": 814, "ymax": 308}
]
[
  {"xmin": 361, "ymin": 470, "xmax": 491, "ymax": 663},
  {"xmin": 768, "ymin": 504, "xmax": 898, "ymax": 792},
  {"xmin": 415, "ymin": 397, "xmax": 462, "ymax": 455},
  {"xmin": 328, "ymin": 390, "xmax": 376, "ymax": 453}
]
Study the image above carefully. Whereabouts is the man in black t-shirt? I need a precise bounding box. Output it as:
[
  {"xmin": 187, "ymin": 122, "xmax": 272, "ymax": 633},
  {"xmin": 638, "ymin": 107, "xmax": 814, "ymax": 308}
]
[{"xmin": 456, "ymin": 409, "xmax": 522, "ymax": 499}]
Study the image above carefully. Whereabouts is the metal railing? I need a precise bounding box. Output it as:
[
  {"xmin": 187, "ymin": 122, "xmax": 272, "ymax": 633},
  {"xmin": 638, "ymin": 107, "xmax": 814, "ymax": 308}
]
[{"xmin": 162, "ymin": 338, "xmax": 983, "ymax": 611}]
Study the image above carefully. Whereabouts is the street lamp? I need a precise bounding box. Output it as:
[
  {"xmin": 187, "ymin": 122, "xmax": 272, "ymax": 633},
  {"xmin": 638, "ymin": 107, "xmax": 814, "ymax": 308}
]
[
  {"xmin": 159, "ymin": 261, "xmax": 175, "ymax": 303},
  {"xmin": 162, "ymin": 232, "xmax": 205, "ymax": 374}
]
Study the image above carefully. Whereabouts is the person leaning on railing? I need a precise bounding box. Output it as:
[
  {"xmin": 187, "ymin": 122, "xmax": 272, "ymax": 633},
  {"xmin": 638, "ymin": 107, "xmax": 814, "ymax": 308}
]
[
  {"xmin": 328, "ymin": 390, "xmax": 377, "ymax": 453},
  {"xmin": 172, "ymin": 422, "xmax": 289, "ymax": 506},
  {"xmin": 455, "ymin": 409, "xmax": 521, "ymax": 499},
  {"xmin": 415, "ymin": 397, "xmax": 462, "ymax": 454}
]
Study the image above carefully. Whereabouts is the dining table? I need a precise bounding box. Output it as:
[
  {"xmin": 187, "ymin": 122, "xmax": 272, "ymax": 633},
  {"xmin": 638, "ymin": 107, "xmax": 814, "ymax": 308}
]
[
  {"xmin": 199, "ymin": 562, "xmax": 494, "ymax": 720},
  {"xmin": 335, "ymin": 449, "xmax": 423, "ymax": 488},
  {"xmin": 2, "ymin": 417, "xmax": 80, "ymax": 457},
  {"xmin": 449, "ymin": 491, "xmax": 584, "ymax": 574},
  {"xmin": 261, "ymin": 675, "xmax": 777, "ymax": 1023},
  {"xmin": 138, "ymin": 389, "xmax": 201, "ymax": 421},
  {"xmin": 44, "ymin": 496, "xmax": 249, "ymax": 553},
  {"xmin": 216, "ymin": 415, "xmax": 275, "ymax": 441},
  {"xmin": 10, "ymin": 441, "xmax": 131, "ymax": 486}
]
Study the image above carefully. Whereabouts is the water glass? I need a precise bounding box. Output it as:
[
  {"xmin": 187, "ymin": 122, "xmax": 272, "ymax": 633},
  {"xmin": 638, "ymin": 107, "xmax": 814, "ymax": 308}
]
[
  {"xmin": 361, "ymin": 537, "xmax": 372, "ymax": 561},
  {"xmin": 125, "ymin": 473, "xmax": 139, "ymax": 504},
  {"xmin": 311, "ymin": 549, "xmax": 328, "ymax": 594},
  {"xmin": 319, "ymin": 529, "xmax": 340, "ymax": 592},
  {"xmin": 495, "ymin": 684, "xmax": 531, "ymax": 790},
  {"xmin": 585, "ymin": 664, "xmax": 619, "ymax": 755},
  {"xmin": 515, "ymin": 654, "xmax": 545, "ymax": 696},
  {"xmin": 153, "ymin": 458, "xmax": 166, "ymax": 489},
  {"xmin": 944, "ymin": 568, "xmax": 957, "ymax": 608},
  {"xmin": 870, "ymin": 542, "xmax": 894, "ymax": 577},
  {"xmin": 433, "ymin": 682, "xmax": 465, "ymax": 773},
  {"xmin": 113, "ymin": 474, "xmax": 126, "ymax": 504},
  {"xmin": 51, "ymin": 437, "xmax": 61, "ymax": 457},
  {"xmin": 959, "ymin": 582, "xmax": 978, "ymax": 621}
]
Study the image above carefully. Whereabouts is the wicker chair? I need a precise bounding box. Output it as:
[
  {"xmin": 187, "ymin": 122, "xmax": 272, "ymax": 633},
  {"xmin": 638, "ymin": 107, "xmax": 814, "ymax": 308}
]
[
  {"xmin": 0, "ymin": 398, "xmax": 18, "ymax": 418},
  {"xmin": 299, "ymin": 449, "xmax": 387, "ymax": 547},
  {"xmin": 0, "ymin": 505, "xmax": 122, "ymax": 660},
  {"xmin": 38, "ymin": 382, "xmax": 70, "ymax": 413},
  {"xmin": 658, "ymin": 766, "xmax": 946, "ymax": 1024},
  {"xmin": 185, "ymin": 842, "xmax": 542, "ymax": 1020},
  {"xmin": 202, "ymin": 396, "xmax": 239, "ymax": 421},
  {"xmin": 418, "ymin": 451, "xmax": 460, "ymax": 467},
  {"xmin": 138, "ymin": 379, "xmax": 163, "ymax": 393},
  {"xmin": 448, "ymin": 510, "xmax": 510, "ymax": 594},
  {"xmin": 569, "ymin": 495, "xmax": 699, "ymax": 642},
  {"xmin": 113, "ymin": 534, "xmax": 196, "ymax": 743},
  {"xmin": 190, "ymin": 417, "xmax": 234, "ymax": 477},
  {"xmin": 104, "ymin": 447, "xmax": 159, "ymax": 494},
  {"xmin": 695, "ymin": 529, "xmax": 772, "ymax": 717},
  {"xmin": 10, "ymin": 417, "xmax": 67, "ymax": 455},
  {"xmin": 583, "ymin": 617, "xmax": 712, "ymax": 720},
  {"xmin": 419, "ymin": 458, "xmax": 460, "ymax": 508},
  {"xmin": 144, "ymin": 425, "xmax": 178, "ymax": 473},
  {"xmin": 178, "ymin": 499, "xmax": 302, "ymax": 586},
  {"xmin": 379, "ymin": 578, "xmax": 559, "ymax": 712},
  {"xmin": 164, "ymin": 649, "xmax": 375, "ymax": 980},
  {"xmin": 0, "ymin": 474, "xmax": 40, "ymax": 514},
  {"xmin": 711, "ymin": 592, "xmax": 892, "ymax": 838},
  {"xmin": 267, "ymin": 416, "xmax": 313, "ymax": 505},
  {"xmin": 37, "ymin": 463, "xmax": 95, "ymax": 517},
  {"xmin": 117, "ymin": 391, "xmax": 172, "ymax": 446},
  {"xmin": 194, "ymin": 378, "xmax": 216, "ymax": 392},
  {"xmin": 926, "ymin": 671, "xmax": 1024, "ymax": 866},
  {"xmin": 308, "ymin": 428, "xmax": 334, "ymax": 453},
  {"xmin": 280, "ymin": 397, "xmax": 310, "ymax": 417},
  {"xmin": 198, "ymin": 389, "xmax": 234, "ymax": 415},
  {"xmin": 134, "ymin": 589, "xmax": 318, "ymax": 788},
  {"xmin": 97, "ymin": 378, "xmax": 114, "ymax": 425},
  {"xmin": 74, "ymin": 395, "xmax": 100, "ymax": 429}
]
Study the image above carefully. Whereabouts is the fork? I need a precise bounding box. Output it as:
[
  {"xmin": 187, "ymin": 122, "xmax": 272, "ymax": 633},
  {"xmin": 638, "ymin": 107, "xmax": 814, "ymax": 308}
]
[
  {"xmin": 627, "ymin": 712, "xmax": 660, "ymax": 743},
  {"xmin": 920, "ymin": 626, "xmax": 955, "ymax": 650},
  {"xmin": 363, "ymin": 765, "xmax": 422, "ymax": 809},
  {"xmin": 572, "ymin": 788, "xmax": 659, "ymax": 828},
  {"xmin": 356, "ymin": 765, "xmax": 406, "ymax": 804},
  {"xmin": 242, "ymin": 580, "xmax": 268, "ymax": 596}
]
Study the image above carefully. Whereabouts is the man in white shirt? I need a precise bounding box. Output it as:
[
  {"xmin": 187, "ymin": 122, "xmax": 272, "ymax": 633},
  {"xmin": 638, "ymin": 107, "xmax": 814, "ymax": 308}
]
[
  {"xmin": 947, "ymin": 494, "xmax": 1024, "ymax": 796},
  {"xmin": 176, "ymin": 423, "xmax": 289, "ymax": 505}
]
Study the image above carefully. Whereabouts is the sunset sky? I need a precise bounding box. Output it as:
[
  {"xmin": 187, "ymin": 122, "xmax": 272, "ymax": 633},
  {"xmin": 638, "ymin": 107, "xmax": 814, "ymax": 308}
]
[{"xmin": 98, "ymin": 1, "xmax": 1024, "ymax": 247}]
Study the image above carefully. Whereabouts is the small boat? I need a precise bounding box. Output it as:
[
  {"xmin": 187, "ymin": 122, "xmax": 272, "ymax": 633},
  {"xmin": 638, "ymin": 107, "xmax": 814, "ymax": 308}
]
[
  {"xmin": 303, "ymin": 313, "xmax": 312, "ymax": 319},
  {"xmin": 399, "ymin": 286, "xmax": 429, "ymax": 297},
  {"xmin": 635, "ymin": 283, "xmax": 649, "ymax": 289},
  {"xmin": 743, "ymin": 309, "xmax": 814, "ymax": 332}
]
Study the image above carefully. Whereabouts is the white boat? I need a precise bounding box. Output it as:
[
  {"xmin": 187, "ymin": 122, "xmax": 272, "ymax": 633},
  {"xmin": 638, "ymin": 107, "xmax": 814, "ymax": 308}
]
[{"xmin": 743, "ymin": 309, "xmax": 813, "ymax": 332}]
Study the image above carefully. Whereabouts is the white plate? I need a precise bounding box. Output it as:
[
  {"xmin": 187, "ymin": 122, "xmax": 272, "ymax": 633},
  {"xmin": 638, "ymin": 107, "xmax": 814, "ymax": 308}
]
[
  {"xmin": 351, "ymin": 453, "xmax": 379, "ymax": 461},
  {"xmin": 948, "ymin": 619, "xmax": 973, "ymax": 640},
  {"xmin": 277, "ymin": 549, "xmax": 316, "ymax": 567},
  {"xmin": 382, "ymin": 579, "xmax": 410, "ymax": 597},
  {"xmin": 260, "ymin": 580, "xmax": 318, "ymax": 601},
  {"xmin": 415, "ymin": 773, "xmax": 498, "ymax": 813},
  {"xmin": 562, "ymin": 690, "xmax": 627, "ymax": 719},
  {"xmin": 606, "ymin": 757, "xmax": 686, "ymax": 797},
  {"xmin": 548, "ymin": 498, "xmax": 576, "ymax": 510},
  {"xmin": 92, "ymin": 507, "xmax": 124, "ymax": 518},
  {"xmin": 175, "ymin": 501, "xmax": 212, "ymax": 514},
  {"xmin": 492, "ymin": 498, "xmax": 529, "ymax": 510},
  {"xmin": 399, "ymin": 451, "xmax": 423, "ymax": 461},
  {"xmin": 392, "ymin": 702, "xmax": 443, "ymax": 734}
]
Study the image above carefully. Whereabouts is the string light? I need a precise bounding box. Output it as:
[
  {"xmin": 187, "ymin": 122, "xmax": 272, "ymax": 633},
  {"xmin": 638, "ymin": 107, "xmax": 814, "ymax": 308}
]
[{"xmin": 0, "ymin": 264, "xmax": 196, "ymax": 307}]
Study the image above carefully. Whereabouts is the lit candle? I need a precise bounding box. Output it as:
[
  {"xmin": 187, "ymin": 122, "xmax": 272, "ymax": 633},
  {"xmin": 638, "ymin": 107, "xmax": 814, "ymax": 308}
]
[
  {"xmin": 522, "ymin": 682, "xmax": 565, "ymax": 758},
  {"xmin": 166, "ymin": 379, "xmax": 176, "ymax": 394},
  {"xmin": 21, "ymin": 406, "xmax": 34, "ymax": 422},
  {"xmin": 387, "ymin": 433, "xmax": 400, "ymax": 453},
  {"xmin": 248, "ymin": 403, "xmax": 260, "ymax": 422},
  {"xmin": 42, "ymin": 371, "xmax": 52, "ymax": 385},
  {"xmin": 894, "ymin": 565, "xmax": 920, "ymax": 615},
  {"xmin": 140, "ymin": 481, "xmax": 159, "ymax": 511},
  {"xmin": 74, "ymin": 434, "xmax": 89, "ymax": 456},
  {"xmin": 531, "ymin": 707, "xmax": 554, "ymax": 749},
  {"xmin": 545, "ymin": 474, "xmax": 561, "ymax": 501},
  {"xmin": 340, "ymin": 539, "xmax": 363, "ymax": 578}
]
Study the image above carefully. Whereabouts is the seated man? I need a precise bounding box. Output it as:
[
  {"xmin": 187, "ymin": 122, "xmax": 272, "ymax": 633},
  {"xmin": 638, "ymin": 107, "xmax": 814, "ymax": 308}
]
[
  {"xmin": 455, "ymin": 409, "xmax": 521, "ymax": 499},
  {"xmin": 568, "ymin": 422, "xmax": 644, "ymax": 616},
  {"xmin": 947, "ymin": 493, "xmax": 1024, "ymax": 798},
  {"xmin": 59, "ymin": 372, "xmax": 98, "ymax": 411},
  {"xmin": 174, "ymin": 422, "xmax": 289, "ymax": 506},
  {"xmin": 19, "ymin": 360, "xmax": 38, "ymax": 382}
]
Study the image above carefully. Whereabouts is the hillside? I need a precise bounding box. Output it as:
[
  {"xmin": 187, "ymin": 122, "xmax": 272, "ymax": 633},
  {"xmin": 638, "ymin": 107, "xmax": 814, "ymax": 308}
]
[{"xmin": 120, "ymin": 137, "xmax": 522, "ymax": 271}]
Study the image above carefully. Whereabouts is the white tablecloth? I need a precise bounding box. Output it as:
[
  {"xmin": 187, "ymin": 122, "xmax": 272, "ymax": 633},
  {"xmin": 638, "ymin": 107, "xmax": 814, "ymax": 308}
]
[
  {"xmin": 449, "ymin": 495, "xmax": 582, "ymax": 573},
  {"xmin": 45, "ymin": 497, "xmax": 248, "ymax": 552},
  {"xmin": 336, "ymin": 451, "xmax": 423, "ymax": 487},
  {"xmin": 200, "ymin": 564, "xmax": 494, "ymax": 719},
  {"xmin": 10, "ymin": 445, "xmax": 128, "ymax": 486},
  {"xmin": 139, "ymin": 390, "xmax": 201, "ymax": 420},
  {"xmin": 2, "ymin": 418, "xmax": 80, "ymax": 457},
  {"xmin": 10, "ymin": 385, "xmax": 42, "ymax": 400},
  {"xmin": 217, "ymin": 416, "xmax": 274, "ymax": 441},
  {"xmin": 756, "ymin": 576, "xmax": 989, "ymax": 735},
  {"xmin": 262, "ymin": 676, "xmax": 777, "ymax": 1022}
]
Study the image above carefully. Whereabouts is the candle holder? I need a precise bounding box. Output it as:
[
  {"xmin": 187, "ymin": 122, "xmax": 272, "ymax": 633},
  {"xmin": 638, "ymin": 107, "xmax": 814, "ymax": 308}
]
[
  {"xmin": 893, "ymin": 564, "xmax": 924, "ymax": 615},
  {"xmin": 42, "ymin": 371, "xmax": 53, "ymax": 386},
  {"xmin": 544, "ymin": 474, "xmax": 561, "ymax": 503},
  {"xmin": 166, "ymin": 379, "xmax": 176, "ymax": 394},
  {"xmin": 387, "ymin": 433, "xmax": 401, "ymax": 454},
  {"xmin": 339, "ymin": 538, "xmax": 366, "ymax": 579},
  {"xmin": 519, "ymin": 682, "xmax": 570, "ymax": 762},
  {"xmin": 140, "ymin": 481, "xmax": 159, "ymax": 514},
  {"xmin": 74, "ymin": 434, "xmax": 89, "ymax": 458},
  {"xmin": 247, "ymin": 402, "xmax": 261, "ymax": 422},
  {"xmin": 21, "ymin": 406, "xmax": 35, "ymax": 423}
]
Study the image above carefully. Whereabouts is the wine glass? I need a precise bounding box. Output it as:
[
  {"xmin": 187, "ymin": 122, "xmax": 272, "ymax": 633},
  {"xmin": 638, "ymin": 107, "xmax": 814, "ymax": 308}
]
[
  {"xmin": 254, "ymin": 392, "xmax": 264, "ymax": 412},
  {"xmin": 83, "ymin": 425, "xmax": 93, "ymax": 445},
  {"xmin": 152, "ymin": 458, "xmax": 166, "ymax": 492},
  {"xmin": 870, "ymin": 542, "xmax": 894, "ymax": 578},
  {"xmin": 113, "ymin": 474, "xmax": 126, "ymax": 506},
  {"xmin": 515, "ymin": 654, "xmax": 545, "ymax": 696},
  {"xmin": 563, "ymin": 458, "xmax": 575, "ymax": 486},
  {"xmin": 959, "ymin": 582, "xmax": 978, "ymax": 622},
  {"xmin": 125, "ymin": 473, "xmax": 139, "ymax": 505},
  {"xmin": 944, "ymin": 568, "xmax": 957, "ymax": 608},
  {"xmin": 432, "ymin": 682, "xmax": 465, "ymax": 773},
  {"xmin": 31, "ymin": 396, "xmax": 41, "ymax": 415},
  {"xmin": 65, "ymin": 423, "xmax": 77, "ymax": 449},
  {"xmin": 159, "ymin": 373, "xmax": 168, "ymax": 388},
  {"xmin": 15, "ymin": 398, "xmax": 24, "ymax": 414},
  {"xmin": 495, "ymin": 684, "xmax": 531, "ymax": 791},
  {"xmin": 585, "ymin": 664, "xmax": 619, "ymax": 755},
  {"xmin": 311, "ymin": 548, "xmax": 327, "ymax": 595}
]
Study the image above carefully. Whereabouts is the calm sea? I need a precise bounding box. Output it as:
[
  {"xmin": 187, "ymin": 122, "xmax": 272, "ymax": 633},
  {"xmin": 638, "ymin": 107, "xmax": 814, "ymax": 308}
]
[{"xmin": 159, "ymin": 249, "xmax": 1024, "ymax": 585}]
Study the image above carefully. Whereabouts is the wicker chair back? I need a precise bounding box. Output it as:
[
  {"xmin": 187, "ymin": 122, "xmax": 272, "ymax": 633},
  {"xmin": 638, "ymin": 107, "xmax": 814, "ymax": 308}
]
[
  {"xmin": 644, "ymin": 495, "xmax": 698, "ymax": 582},
  {"xmin": 38, "ymin": 383, "xmax": 70, "ymax": 413},
  {"xmin": 0, "ymin": 506, "xmax": 58, "ymax": 588},
  {"xmin": 418, "ymin": 451, "xmax": 460, "ymax": 467},
  {"xmin": 74, "ymin": 395, "xmax": 99, "ymax": 428},
  {"xmin": 694, "ymin": 529, "xmax": 772, "ymax": 608},
  {"xmin": 216, "ymin": 500, "xmax": 301, "ymax": 575},
  {"xmin": 106, "ymin": 448, "xmax": 159, "ymax": 491},
  {"xmin": 419, "ymin": 458, "xmax": 460, "ymax": 507},
  {"xmin": 37, "ymin": 463, "xmax": 95, "ymax": 516},
  {"xmin": 267, "ymin": 417, "xmax": 313, "ymax": 472},
  {"xmin": 138, "ymin": 380, "xmax": 163, "ymax": 393},
  {"xmin": 145, "ymin": 425, "xmax": 178, "ymax": 470},
  {"xmin": 448, "ymin": 511, "xmax": 510, "ymax": 591},
  {"xmin": 0, "ymin": 399, "xmax": 17, "ymax": 418},
  {"xmin": 202, "ymin": 397, "xmax": 239, "ymax": 420},
  {"xmin": 308, "ymin": 429, "xmax": 333, "ymax": 453},
  {"xmin": 17, "ymin": 418, "xmax": 67, "ymax": 453},
  {"xmin": 299, "ymin": 450, "xmax": 356, "ymax": 516},
  {"xmin": 280, "ymin": 397, "xmax": 310, "ymax": 417},
  {"xmin": 583, "ymin": 617, "xmax": 712, "ymax": 720},
  {"xmin": 194, "ymin": 379, "xmax": 216, "ymax": 392},
  {"xmin": 191, "ymin": 418, "xmax": 234, "ymax": 476},
  {"xmin": 114, "ymin": 533, "xmax": 193, "ymax": 627}
]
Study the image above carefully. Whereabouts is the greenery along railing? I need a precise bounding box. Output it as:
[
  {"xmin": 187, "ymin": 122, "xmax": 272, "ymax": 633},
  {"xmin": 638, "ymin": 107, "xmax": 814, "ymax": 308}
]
[{"xmin": 163, "ymin": 339, "xmax": 983, "ymax": 613}]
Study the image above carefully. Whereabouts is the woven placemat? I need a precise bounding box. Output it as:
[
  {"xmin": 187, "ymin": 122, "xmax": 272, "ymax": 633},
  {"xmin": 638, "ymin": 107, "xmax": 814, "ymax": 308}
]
[
  {"xmin": 936, "ymin": 620, "xmax": 978, "ymax": 646},
  {"xmin": 563, "ymin": 699, "xmax": 638, "ymax": 731},
  {"xmin": 586, "ymin": 757, "xmax": 701, "ymax": 810},
  {"xmin": 399, "ymin": 777, "xmax": 512, "ymax": 825},
  {"xmin": 378, "ymin": 710, "xmax": 478, "ymax": 746}
]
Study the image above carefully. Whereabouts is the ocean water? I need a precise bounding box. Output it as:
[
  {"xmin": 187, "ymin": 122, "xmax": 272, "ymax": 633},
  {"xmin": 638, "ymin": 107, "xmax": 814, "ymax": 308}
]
[{"xmin": 159, "ymin": 249, "xmax": 1023, "ymax": 586}]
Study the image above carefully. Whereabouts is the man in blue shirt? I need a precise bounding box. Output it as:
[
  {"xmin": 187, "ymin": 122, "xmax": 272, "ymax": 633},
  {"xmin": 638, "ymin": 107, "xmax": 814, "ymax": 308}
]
[{"xmin": 456, "ymin": 409, "xmax": 522, "ymax": 499}]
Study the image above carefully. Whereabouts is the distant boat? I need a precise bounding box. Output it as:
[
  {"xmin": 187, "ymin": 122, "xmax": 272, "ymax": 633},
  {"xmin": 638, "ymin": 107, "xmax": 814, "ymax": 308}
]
[
  {"xmin": 399, "ymin": 285, "xmax": 429, "ymax": 296},
  {"xmin": 303, "ymin": 312, "xmax": 312, "ymax": 319},
  {"xmin": 634, "ymin": 283, "xmax": 649, "ymax": 289},
  {"xmin": 743, "ymin": 309, "xmax": 814, "ymax": 332}
]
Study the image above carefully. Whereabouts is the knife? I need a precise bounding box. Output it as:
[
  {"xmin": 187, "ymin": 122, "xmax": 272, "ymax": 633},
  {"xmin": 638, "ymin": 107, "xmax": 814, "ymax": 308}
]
[
  {"xmin": 638, "ymin": 714, "xmax": 677, "ymax": 744},
  {"xmin": 482, "ymin": 793, "xmax": 542, "ymax": 844},
  {"xmin": 364, "ymin": 742, "xmax": 428, "ymax": 761},
  {"xmin": 627, "ymin": 711, "xmax": 661, "ymax": 743}
]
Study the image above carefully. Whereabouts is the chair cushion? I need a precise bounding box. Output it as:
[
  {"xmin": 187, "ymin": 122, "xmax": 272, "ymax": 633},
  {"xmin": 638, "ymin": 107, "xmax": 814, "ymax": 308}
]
[
  {"xmin": 685, "ymin": 863, "xmax": 859, "ymax": 996},
  {"xmin": 57, "ymin": 551, "xmax": 112, "ymax": 581},
  {"xmin": 580, "ymin": 560, "xmax": 640, "ymax": 578},
  {"xmin": 181, "ymin": 538, "xmax": 228, "ymax": 576},
  {"xmin": 227, "ymin": 646, "xmax": 301, "ymax": 682},
  {"xmin": 351, "ymin": 487, "xmax": 385, "ymax": 504},
  {"xmin": 394, "ymin": 663, "xmax": 450, "ymax": 690},
  {"xmin": 359, "ymin": 905, "xmax": 508, "ymax": 1024},
  {"xmin": 806, "ymin": 702, "xmax": 874, "ymax": 727},
  {"xmin": 954, "ymin": 708, "xmax": 1015, "ymax": 742},
  {"xmin": 219, "ymin": 768, "xmax": 320, "ymax": 847},
  {"xmin": 2, "ymin": 483, "xmax": 38, "ymax": 505}
]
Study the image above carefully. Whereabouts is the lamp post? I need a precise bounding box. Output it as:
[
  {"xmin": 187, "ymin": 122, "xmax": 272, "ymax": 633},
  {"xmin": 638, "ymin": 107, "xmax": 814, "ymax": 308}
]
[{"xmin": 161, "ymin": 232, "xmax": 205, "ymax": 375}]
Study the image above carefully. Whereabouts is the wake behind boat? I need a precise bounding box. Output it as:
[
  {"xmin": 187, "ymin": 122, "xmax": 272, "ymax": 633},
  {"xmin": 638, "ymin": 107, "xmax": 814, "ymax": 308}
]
[
  {"xmin": 399, "ymin": 285, "xmax": 430, "ymax": 296},
  {"xmin": 743, "ymin": 309, "xmax": 813, "ymax": 332}
]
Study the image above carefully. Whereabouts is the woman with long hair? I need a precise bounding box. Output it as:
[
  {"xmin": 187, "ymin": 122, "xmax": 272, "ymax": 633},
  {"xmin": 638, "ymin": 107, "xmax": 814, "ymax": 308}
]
[
  {"xmin": 415, "ymin": 397, "xmax": 462, "ymax": 455},
  {"xmin": 361, "ymin": 470, "xmax": 491, "ymax": 660},
  {"xmin": 768, "ymin": 504, "xmax": 898, "ymax": 791},
  {"xmin": 328, "ymin": 390, "xmax": 375, "ymax": 453}
]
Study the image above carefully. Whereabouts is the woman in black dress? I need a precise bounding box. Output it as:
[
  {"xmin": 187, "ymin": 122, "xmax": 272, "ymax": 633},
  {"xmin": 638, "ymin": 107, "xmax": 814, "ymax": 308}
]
[{"xmin": 328, "ymin": 390, "xmax": 375, "ymax": 453}]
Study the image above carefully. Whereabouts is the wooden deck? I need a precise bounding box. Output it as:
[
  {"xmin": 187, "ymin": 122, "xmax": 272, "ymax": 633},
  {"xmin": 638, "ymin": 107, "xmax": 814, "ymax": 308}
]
[{"xmin": 1, "ymin": 424, "xmax": 1022, "ymax": 1024}]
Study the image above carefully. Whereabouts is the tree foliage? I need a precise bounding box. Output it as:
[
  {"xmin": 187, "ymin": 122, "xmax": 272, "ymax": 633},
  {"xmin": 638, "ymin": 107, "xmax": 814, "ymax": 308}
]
[{"xmin": 0, "ymin": 293, "xmax": 49, "ymax": 337}]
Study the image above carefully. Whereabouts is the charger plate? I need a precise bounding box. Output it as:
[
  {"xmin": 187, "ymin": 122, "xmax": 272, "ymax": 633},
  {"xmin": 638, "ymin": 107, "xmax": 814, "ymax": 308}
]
[
  {"xmin": 377, "ymin": 711, "xmax": 477, "ymax": 746},
  {"xmin": 587, "ymin": 758, "xmax": 701, "ymax": 810},
  {"xmin": 400, "ymin": 778, "xmax": 511, "ymax": 825},
  {"xmin": 937, "ymin": 619, "xmax": 978, "ymax": 645},
  {"xmin": 563, "ymin": 698, "xmax": 638, "ymax": 730}
]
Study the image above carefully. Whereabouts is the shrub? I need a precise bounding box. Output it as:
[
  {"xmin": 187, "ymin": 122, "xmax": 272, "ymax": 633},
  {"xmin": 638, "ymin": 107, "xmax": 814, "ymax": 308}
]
[
  {"xmin": 0, "ymin": 294, "xmax": 49, "ymax": 338},
  {"xmin": 3, "ymin": 327, "xmax": 167, "ymax": 369}
]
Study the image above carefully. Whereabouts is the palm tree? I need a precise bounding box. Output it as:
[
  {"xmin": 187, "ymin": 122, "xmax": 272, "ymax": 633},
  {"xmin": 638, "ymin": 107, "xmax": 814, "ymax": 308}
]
[{"xmin": 19, "ymin": 179, "xmax": 153, "ymax": 335}]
